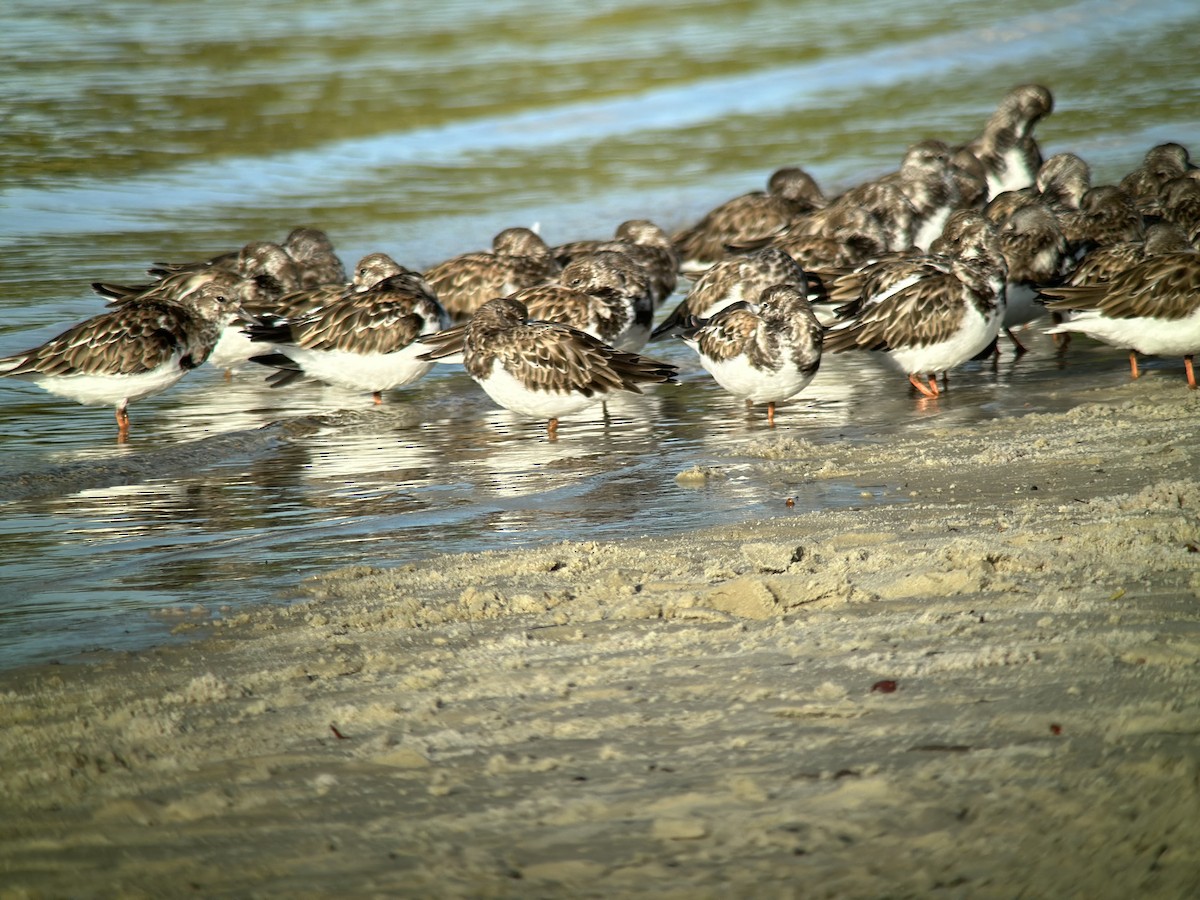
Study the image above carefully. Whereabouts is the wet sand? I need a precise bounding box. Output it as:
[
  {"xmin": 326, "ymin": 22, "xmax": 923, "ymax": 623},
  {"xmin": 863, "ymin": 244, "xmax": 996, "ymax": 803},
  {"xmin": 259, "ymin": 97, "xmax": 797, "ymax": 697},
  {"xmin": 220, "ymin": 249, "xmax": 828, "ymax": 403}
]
[{"xmin": 2, "ymin": 371, "xmax": 1199, "ymax": 899}]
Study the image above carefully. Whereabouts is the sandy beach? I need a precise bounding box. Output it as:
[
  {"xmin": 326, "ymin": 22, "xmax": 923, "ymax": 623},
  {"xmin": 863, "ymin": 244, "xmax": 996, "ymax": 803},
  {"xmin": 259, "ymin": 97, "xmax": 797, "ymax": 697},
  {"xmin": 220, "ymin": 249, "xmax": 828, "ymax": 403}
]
[{"xmin": 2, "ymin": 370, "xmax": 1199, "ymax": 899}]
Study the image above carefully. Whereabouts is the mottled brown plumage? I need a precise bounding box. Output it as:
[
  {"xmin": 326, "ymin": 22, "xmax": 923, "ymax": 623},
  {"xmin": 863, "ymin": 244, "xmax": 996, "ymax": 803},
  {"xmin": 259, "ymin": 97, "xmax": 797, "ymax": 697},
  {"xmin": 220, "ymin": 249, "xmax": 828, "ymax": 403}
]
[
  {"xmin": 1057, "ymin": 223, "xmax": 1190, "ymax": 290},
  {"xmin": 1042, "ymin": 250, "xmax": 1200, "ymax": 321},
  {"xmin": 1057, "ymin": 185, "xmax": 1145, "ymax": 254},
  {"xmin": 0, "ymin": 283, "xmax": 240, "ymax": 438},
  {"xmin": 679, "ymin": 285, "xmax": 823, "ymax": 425},
  {"xmin": 515, "ymin": 252, "xmax": 651, "ymax": 351},
  {"xmin": 245, "ymin": 272, "xmax": 448, "ymax": 398},
  {"xmin": 146, "ymin": 228, "xmax": 344, "ymax": 293},
  {"xmin": 4, "ymin": 287, "xmax": 234, "ymax": 378},
  {"xmin": 817, "ymin": 180, "xmax": 917, "ymax": 254},
  {"xmin": 672, "ymin": 167, "xmax": 826, "ymax": 271},
  {"xmin": 878, "ymin": 140, "xmax": 964, "ymax": 251},
  {"xmin": 424, "ymin": 227, "xmax": 560, "ymax": 321},
  {"xmin": 652, "ymin": 247, "xmax": 808, "ymax": 341},
  {"xmin": 552, "ymin": 219, "xmax": 680, "ymax": 306},
  {"xmin": 248, "ymin": 272, "xmax": 443, "ymax": 355},
  {"xmin": 1118, "ymin": 143, "xmax": 1195, "ymax": 215},
  {"xmin": 823, "ymin": 212, "xmax": 1007, "ymax": 396},
  {"xmin": 456, "ymin": 298, "xmax": 672, "ymax": 391},
  {"xmin": 1042, "ymin": 247, "xmax": 1200, "ymax": 387},
  {"xmin": 283, "ymin": 226, "xmax": 347, "ymax": 289},
  {"xmin": 418, "ymin": 297, "xmax": 675, "ymax": 436},
  {"xmin": 959, "ymin": 84, "xmax": 1054, "ymax": 198},
  {"xmin": 766, "ymin": 203, "xmax": 892, "ymax": 274}
]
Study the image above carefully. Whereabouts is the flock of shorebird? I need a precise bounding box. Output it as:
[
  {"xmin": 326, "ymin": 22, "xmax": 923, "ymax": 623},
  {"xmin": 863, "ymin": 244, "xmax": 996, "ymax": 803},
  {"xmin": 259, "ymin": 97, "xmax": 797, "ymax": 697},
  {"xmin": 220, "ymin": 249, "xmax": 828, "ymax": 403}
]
[{"xmin": 3, "ymin": 83, "xmax": 1199, "ymax": 440}]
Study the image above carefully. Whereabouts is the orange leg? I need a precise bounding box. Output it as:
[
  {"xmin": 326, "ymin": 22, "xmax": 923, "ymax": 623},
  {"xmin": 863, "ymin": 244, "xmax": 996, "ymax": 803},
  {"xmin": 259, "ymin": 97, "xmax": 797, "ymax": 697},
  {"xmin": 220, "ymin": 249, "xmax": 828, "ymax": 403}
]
[
  {"xmin": 767, "ymin": 401, "xmax": 777, "ymax": 427},
  {"xmin": 115, "ymin": 406, "xmax": 130, "ymax": 443},
  {"xmin": 1186, "ymin": 355, "xmax": 1197, "ymax": 389},
  {"xmin": 1048, "ymin": 312, "xmax": 1070, "ymax": 351},
  {"xmin": 908, "ymin": 374, "xmax": 939, "ymax": 398},
  {"xmin": 547, "ymin": 417, "xmax": 559, "ymax": 440},
  {"xmin": 1128, "ymin": 351, "xmax": 1140, "ymax": 380},
  {"xmin": 373, "ymin": 391, "xmax": 383, "ymax": 405}
]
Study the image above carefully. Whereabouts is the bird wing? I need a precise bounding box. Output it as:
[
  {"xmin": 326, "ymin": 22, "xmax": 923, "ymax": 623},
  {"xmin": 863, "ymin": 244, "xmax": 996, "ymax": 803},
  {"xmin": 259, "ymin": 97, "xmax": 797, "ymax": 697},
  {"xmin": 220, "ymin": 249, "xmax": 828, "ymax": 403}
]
[{"xmin": 1, "ymin": 302, "xmax": 193, "ymax": 377}]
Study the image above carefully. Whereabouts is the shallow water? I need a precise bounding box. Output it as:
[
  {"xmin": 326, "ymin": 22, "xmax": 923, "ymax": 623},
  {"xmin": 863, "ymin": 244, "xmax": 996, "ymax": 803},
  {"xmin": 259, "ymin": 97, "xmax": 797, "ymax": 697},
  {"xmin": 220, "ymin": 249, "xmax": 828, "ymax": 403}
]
[{"xmin": 1, "ymin": 0, "xmax": 1197, "ymax": 669}]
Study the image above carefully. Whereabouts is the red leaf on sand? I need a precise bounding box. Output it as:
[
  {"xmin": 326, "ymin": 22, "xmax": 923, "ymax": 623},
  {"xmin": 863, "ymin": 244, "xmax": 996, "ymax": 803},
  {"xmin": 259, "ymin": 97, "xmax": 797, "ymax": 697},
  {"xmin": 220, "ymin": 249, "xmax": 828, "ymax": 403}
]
[{"xmin": 871, "ymin": 680, "xmax": 898, "ymax": 694}]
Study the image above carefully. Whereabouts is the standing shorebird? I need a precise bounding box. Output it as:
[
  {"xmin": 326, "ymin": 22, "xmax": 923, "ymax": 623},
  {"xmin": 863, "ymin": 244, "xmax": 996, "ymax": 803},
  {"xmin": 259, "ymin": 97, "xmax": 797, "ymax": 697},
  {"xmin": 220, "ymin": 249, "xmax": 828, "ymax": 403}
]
[
  {"xmin": 1042, "ymin": 249, "xmax": 1200, "ymax": 388},
  {"xmin": 959, "ymin": 84, "xmax": 1055, "ymax": 199},
  {"xmin": 516, "ymin": 251, "xmax": 655, "ymax": 353},
  {"xmin": 671, "ymin": 167, "xmax": 826, "ymax": 273},
  {"xmin": 245, "ymin": 270, "xmax": 449, "ymax": 403},
  {"xmin": 417, "ymin": 297, "xmax": 676, "ymax": 439},
  {"xmin": 0, "ymin": 283, "xmax": 241, "ymax": 441},
  {"xmin": 823, "ymin": 212, "xmax": 1008, "ymax": 398},
  {"xmin": 678, "ymin": 284, "xmax": 823, "ymax": 426},
  {"xmin": 423, "ymin": 227, "xmax": 561, "ymax": 322},
  {"xmin": 651, "ymin": 247, "xmax": 810, "ymax": 341},
  {"xmin": 552, "ymin": 219, "xmax": 680, "ymax": 308}
]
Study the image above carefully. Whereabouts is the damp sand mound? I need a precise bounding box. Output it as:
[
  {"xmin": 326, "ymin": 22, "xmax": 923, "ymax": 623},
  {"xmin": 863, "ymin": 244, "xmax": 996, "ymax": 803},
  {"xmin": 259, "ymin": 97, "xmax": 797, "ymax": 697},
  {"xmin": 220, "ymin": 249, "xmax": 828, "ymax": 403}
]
[{"xmin": 2, "ymin": 376, "xmax": 1199, "ymax": 898}]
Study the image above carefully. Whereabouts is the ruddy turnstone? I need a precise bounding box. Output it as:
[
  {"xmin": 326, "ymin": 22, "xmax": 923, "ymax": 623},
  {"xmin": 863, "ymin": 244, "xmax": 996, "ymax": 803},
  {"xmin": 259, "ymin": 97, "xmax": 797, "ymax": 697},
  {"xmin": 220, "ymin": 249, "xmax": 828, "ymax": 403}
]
[
  {"xmin": 678, "ymin": 284, "xmax": 822, "ymax": 426},
  {"xmin": 0, "ymin": 283, "xmax": 240, "ymax": 440},
  {"xmin": 823, "ymin": 211, "xmax": 1007, "ymax": 397},
  {"xmin": 1054, "ymin": 222, "xmax": 1190, "ymax": 290},
  {"xmin": 985, "ymin": 152, "xmax": 1092, "ymax": 225},
  {"xmin": 806, "ymin": 212, "xmax": 961, "ymax": 322},
  {"xmin": 146, "ymin": 242, "xmax": 243, "ymax": 278},
  {"xmin": 948, "ymin": 146, "xmax": 991, "ymax": 210},
  {"xmin": 245, "ymin": 270, "xmax": 449, "ymax": 403},
  {"xmin": 1037, "ymin": 222, "xmax": 1190, "ymax": 351},
  {"xmin": 995, "ymin": 204, "xmax": 1072, "ymax": 350},
  {"xmin": 1159, "ymin": 176, "xmax": 1200, "ymax": 239},
  {"xmin": 1042, "ymin": 247, "xmax": 1200, "ymax": 387},
  {"xmin": 91, "ymin": 266, "xmax": 243, "ymax": 308},
  {"xmin": 817, "ymin": 180, "xmax": 918, "ymax": 254},
  {"xmin": 650, "ymin": 246, "xmax": 809, "ymax": 341},
  {"xmin": 880, "ymin": 140, "xmax": 964, "ymax": 251},
  {"xmin": 516, "ymin": 251, "xmax": 654, "ymax": 352},
  {"xmin": 94, "ymin": 266, "xmax": 280, "ymax": 375},
  {"xmin": 1057, "ymin": 185, "xmax": 1145, "ymax": 256},
  {"xmin": 417, "ymin": 297, "xmax": 676, "ymax": 438},
  {"xmin": 147, "ymin": 239, "xmax": 303, "ymax": 294},
  {"xmin": 94, "ymin": 241, "xmax": 299, "ymax": 309},
  {"xmin": 1119, "ymin": 143, "xmax": 1196, "ymax": 215},
  {"xmin": 423, "ymin": 227, "xmax": 560, "ymax": 322},
  {"xmin": 206, "ymin": 253, "xmax": 411, "ymax": 374},
  {"xmin": 756, "ymin": 203, "xmax": 891, "ymax": 274},
  {"xmin": 282, "ymin": 226, "xmax": 347, "ymax": 289},
  {"xmin": 348, "ymin": 252, "xmax": 409, "ymax": 290},
  {"xmin": 146, "ymin": 227, "xmax": 343, "ymax": 289},
  {"xmin": 553, "ymin": 219, "xmax": 680, "ymax": 307},
  {"xmin": 1035, "ymin": 153, "xmax": 1093, "ymax": 214},
  {"xmin": 265, "ymin": 252, "xmax": 409, "ymax": 320},
  {"xmin": 672, "ymin": 167, "xmax": 826, "ymax": 272},
  {"xmin": 959, "ymin": 84, "xmax": 1054, "ymax": 198}
]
